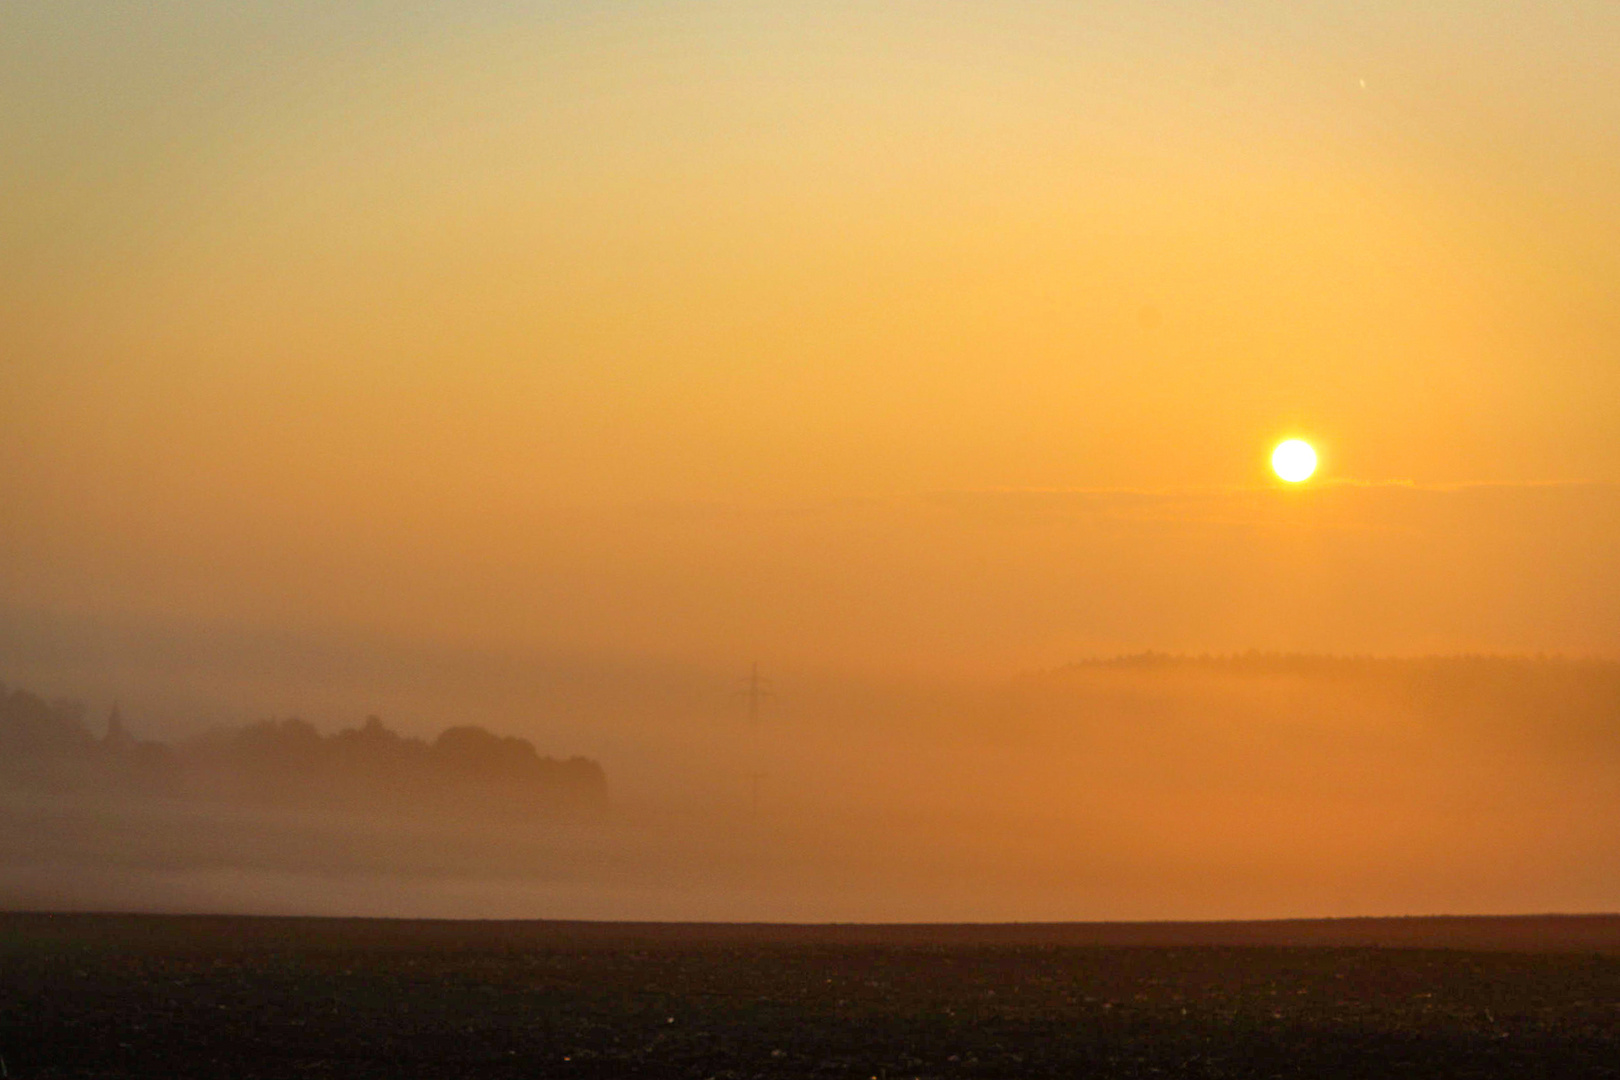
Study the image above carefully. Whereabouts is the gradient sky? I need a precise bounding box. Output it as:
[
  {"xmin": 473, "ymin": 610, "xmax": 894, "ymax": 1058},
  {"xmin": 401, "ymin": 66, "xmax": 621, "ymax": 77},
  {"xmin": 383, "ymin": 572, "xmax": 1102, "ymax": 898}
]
[{"xmin": 4, "ymin": 1, "xmax": 1620, "ymax": 678}]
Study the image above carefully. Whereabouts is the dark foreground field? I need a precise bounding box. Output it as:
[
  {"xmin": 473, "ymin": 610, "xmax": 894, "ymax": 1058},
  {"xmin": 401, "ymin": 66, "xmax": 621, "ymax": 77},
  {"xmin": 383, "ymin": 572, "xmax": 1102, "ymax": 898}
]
[{"xmin": 5, "ymin": 915, "xmax": 1620, "ymax": 1078}]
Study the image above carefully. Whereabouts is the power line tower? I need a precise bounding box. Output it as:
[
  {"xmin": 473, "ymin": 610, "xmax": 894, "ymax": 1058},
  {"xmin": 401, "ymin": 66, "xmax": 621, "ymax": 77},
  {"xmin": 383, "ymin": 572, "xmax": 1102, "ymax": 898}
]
[
  {"xmin": 739, "ymin": 661, "xmax": 773, "ymax": 728},
  {"xmin": 735, "ymin": 661, "xmax": 775, "ymax": 816}
]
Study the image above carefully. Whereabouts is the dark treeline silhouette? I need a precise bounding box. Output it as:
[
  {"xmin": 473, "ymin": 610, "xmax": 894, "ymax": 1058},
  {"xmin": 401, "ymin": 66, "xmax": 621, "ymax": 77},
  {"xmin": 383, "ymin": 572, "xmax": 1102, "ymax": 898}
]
[
  {"xmin": 0, "ymin": 690, "xmax": 181, "ymax": 798},
  {"xmin": 190, "ymin": 714, "xmax": 607, "ymax": 818},
  {"xmin": 0, "ymin": 682, "xmax": 606, "ymax": 819}
]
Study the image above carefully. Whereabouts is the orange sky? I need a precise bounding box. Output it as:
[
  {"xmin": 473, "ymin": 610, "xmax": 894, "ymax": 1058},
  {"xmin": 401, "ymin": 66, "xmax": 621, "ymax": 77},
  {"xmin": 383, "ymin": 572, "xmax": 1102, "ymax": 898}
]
[
  {"xmin": 4, "ymin": 1, "xmax": 1619, "ymax": 675},
  {"xmin": 6, "ymin": 4, "xmax": 1620, "ymax": 923}
]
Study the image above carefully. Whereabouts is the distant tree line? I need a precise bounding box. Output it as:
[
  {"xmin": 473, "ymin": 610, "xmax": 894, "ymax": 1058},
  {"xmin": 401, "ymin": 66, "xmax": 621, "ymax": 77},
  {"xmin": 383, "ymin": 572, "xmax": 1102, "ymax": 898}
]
[
  {"xmin": 0, "ymin": 681, "xmax": 606, "ymax": 819},
  {"xmin": 1067, "ymin": 650, "xmax": 1618, "ymax": 677},
  {"xmin": 1030, "ymin": 652, "xmax": 1620, "ymax": 735}
]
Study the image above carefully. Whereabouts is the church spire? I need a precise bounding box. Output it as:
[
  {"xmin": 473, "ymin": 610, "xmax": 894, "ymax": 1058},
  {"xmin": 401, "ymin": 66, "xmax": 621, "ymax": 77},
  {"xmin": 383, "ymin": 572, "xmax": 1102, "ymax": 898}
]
[{"xmin": 104, "ymin": 702, "xmax": 135, "ymax": 751}]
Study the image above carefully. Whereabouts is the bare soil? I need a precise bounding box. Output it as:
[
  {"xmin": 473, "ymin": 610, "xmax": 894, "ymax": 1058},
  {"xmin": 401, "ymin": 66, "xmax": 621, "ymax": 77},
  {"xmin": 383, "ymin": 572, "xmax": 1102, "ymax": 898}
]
[{"xmin": 3, "ymin": 913, "xmax": 1620, "ymax": 1078}]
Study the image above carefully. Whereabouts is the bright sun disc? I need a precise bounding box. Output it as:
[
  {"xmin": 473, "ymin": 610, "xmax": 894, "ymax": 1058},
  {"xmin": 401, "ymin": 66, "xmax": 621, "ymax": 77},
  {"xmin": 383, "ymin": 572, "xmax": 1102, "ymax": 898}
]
[{"xmin": 1272, "ymin": 439, "xmax": 1317, "ymax": 482}]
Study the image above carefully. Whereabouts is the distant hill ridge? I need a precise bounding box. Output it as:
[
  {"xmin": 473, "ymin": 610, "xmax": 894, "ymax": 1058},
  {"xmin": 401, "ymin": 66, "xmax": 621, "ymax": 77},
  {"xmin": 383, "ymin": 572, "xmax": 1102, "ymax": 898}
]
[{"xmin": 0, "ymin": 680, "xmax": 606, "ymax": 818}]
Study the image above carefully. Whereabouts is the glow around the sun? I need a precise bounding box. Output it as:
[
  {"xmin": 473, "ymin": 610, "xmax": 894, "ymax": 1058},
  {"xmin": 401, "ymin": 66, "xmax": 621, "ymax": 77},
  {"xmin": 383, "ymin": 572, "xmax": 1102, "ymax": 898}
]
[{"xmin": 1271, "ymin": 439, "xmax": 1317, "ymax": 483}]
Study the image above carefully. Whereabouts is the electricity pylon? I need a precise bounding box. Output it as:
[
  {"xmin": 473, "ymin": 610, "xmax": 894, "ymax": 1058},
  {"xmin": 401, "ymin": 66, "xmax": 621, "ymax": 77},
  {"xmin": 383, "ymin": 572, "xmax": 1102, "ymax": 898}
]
[
  {"xmin": 735, "ymin": 662, "xmax": 775, "ymax": 816},
  {"xmin": 739, "ymin": 661, "xmax": 774, "ymax": 727}
]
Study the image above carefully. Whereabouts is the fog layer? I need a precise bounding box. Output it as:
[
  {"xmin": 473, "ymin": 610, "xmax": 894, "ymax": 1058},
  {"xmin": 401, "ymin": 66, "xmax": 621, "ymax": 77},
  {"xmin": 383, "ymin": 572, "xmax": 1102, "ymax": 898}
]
[{"xmin": 4, "ymin": 656, "xmax": 1618, "ymax": 922}]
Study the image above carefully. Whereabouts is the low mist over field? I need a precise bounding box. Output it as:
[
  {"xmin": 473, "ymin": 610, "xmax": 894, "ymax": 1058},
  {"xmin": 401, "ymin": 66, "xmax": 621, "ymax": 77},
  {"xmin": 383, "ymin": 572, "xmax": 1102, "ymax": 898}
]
[{"xmin": 5, "ymin": 653, "xmax": 1619, "ymax": 922}]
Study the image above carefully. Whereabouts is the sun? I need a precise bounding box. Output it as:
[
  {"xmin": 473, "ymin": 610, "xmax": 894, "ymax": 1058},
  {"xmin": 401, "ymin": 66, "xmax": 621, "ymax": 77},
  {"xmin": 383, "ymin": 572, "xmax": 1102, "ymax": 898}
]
[{"xmin": 1271, "ymin": 439, "xmax": 1317, "ymax": 483}]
